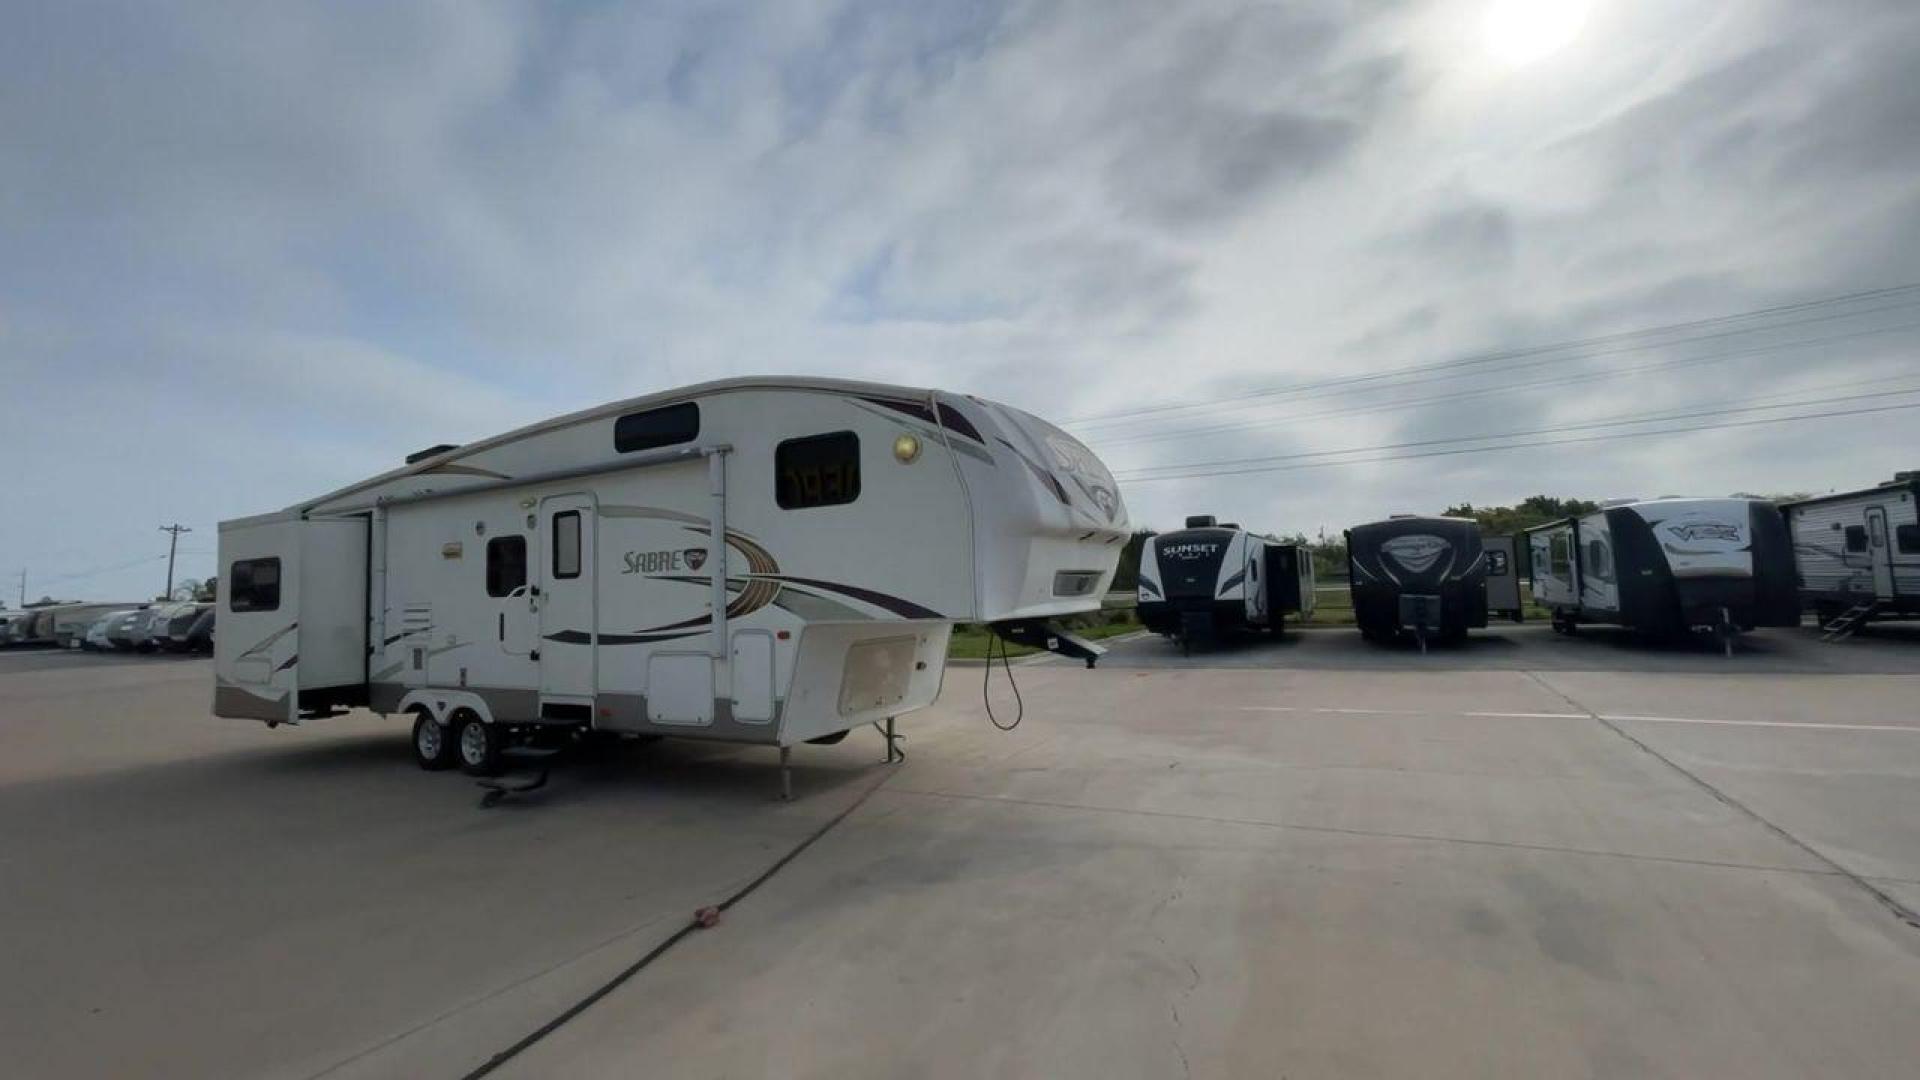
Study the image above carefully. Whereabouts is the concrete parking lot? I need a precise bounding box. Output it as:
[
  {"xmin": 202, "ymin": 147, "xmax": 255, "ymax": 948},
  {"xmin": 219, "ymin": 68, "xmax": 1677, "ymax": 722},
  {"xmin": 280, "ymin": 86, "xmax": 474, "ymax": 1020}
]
[{"xmin": 3, "ymin": 626, "xmax": 1919, "ymax": 1079}]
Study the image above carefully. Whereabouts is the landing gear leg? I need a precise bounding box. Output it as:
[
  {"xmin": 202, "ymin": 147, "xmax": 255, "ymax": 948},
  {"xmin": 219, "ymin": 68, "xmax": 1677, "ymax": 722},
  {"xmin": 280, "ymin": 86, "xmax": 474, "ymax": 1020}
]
[
  {"xmin": 1719, "ymin": 607, "xmax": 1736, "ymax": 658},
  {"xmin": 779, "ymin": 744, "xmax": 793, "ymax": 801},
  {"xmin": 882, "ymin": 716, "xmax": 901, "ymax": 764}
]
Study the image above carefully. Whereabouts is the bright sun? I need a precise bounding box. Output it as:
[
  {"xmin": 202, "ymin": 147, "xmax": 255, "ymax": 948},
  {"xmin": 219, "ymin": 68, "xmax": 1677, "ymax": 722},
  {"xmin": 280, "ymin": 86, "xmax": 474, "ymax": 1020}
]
[{"xmin": 1483, "ymin": 0, "xmax": 1589, "ymax": 66}]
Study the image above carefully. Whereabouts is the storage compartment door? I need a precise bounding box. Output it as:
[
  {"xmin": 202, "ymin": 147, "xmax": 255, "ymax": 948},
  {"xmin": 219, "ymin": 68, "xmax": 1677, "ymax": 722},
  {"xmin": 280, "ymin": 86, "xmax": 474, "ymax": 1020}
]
[{"xmin": 730, "ymin": 631, "xmax": 775, "ymax": 723}]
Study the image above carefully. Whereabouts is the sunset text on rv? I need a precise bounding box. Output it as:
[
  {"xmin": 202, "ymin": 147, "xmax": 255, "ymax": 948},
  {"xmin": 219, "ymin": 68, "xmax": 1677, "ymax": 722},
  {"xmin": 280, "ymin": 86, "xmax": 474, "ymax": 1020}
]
[
  {"xmin": 1135, "ymin": 516, "xmax": 1315, "ymax": 647},
  {"xmin": 214, "ymin": 377, "xmax": 1129, "ymax": 779},
  {"xmin": 1779, "ymin": 471, "xmax": 1920, "ymax": 634},
  {"xmin": 1525, "ymin": 497, "xmax": 1798, "ymax": 650}
]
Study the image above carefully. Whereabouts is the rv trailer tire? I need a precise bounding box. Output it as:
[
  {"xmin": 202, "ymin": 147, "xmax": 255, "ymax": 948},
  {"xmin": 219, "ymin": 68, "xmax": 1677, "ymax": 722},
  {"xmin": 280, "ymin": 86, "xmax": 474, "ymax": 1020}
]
[
  {"xmin": 412, "ymin": 710, "xmax": 457, "ymax": 771},
  {"xmin": 454, "ymin": 713, "xmax": 505, "ymax": 776}
]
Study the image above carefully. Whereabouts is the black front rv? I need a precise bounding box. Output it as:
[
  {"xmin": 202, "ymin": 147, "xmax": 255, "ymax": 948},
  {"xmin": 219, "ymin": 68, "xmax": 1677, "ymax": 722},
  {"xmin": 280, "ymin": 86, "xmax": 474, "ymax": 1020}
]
[
  {"xmin": 1346, "ymin": 516, "xmax": 1489, "ymax": 642},
  {"xmin": 1137, "ymin": 517, "xmax": 1240, "ymax": 638}
]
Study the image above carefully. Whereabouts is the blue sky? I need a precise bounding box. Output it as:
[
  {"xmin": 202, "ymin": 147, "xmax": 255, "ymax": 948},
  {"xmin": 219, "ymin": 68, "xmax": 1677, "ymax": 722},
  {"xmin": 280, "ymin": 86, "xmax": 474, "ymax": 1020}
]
[{"xmin": 5, "ymin": 0, "xmax": 1920, "ymax": 603}]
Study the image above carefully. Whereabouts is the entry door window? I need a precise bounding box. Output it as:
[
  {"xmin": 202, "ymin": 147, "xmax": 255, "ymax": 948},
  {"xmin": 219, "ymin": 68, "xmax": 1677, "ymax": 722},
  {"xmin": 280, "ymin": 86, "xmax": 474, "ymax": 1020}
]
[
  {"xmin": 553, "ymin": 511, "xmax": 582, "ymax": 579},
  {"xmin": 1868, "ymin": 514, "xmax": 1887, "ymax": 549}
]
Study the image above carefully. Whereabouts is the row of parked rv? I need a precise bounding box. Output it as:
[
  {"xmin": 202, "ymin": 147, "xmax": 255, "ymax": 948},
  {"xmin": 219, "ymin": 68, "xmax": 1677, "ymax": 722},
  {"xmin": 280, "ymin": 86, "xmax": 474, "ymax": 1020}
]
[
  {"xmin": 195, "ymin": 378, "xmax": 1911, "ymax": 784},
  {"xmin": 0, "ymin": 601, "xmax": 215, "ymax": 653},
  {"xmin": 1138, "ymin": 473, "xmax": 1919, "ymax": 653}
]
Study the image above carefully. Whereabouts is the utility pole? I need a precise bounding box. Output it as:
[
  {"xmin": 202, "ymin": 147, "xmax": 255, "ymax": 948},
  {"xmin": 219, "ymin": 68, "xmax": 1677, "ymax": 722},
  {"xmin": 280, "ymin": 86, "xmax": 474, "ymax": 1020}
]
[{"xmin": 159, "ymin": 524, "xmax": 192, "ymax": 600}]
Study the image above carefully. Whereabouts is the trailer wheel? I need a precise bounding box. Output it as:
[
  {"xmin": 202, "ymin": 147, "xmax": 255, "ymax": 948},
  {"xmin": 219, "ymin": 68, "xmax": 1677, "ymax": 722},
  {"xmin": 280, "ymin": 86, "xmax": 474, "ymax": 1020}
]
[
  {"xmin": 455, "ymin": 713, "xmax": 505, "ymax": 776},
  {"xmin": 411, "ymin": 711, "xmax": 457, "ymax": 771}
]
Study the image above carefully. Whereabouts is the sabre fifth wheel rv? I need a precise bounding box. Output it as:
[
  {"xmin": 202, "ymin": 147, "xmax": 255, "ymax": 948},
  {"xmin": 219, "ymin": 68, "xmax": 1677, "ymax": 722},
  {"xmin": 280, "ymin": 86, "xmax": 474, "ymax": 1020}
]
[
  {"xmin": 215, "ymin": 377, "xmax": 1130, "ymax": 783},
  {"xmin": 1346, "ymin": 516, "xmax": 1521, "ymax": 648},
  {"xmin": 1779, "ymin": 472, "xmax": 1920, "ymax": 636},
  {"xmin": 1136, "ymin": 516, "xmax": 1315, "ymax": 648},
  {"xmin": 1525, "ymin": 498, "xmax": 1799, "ymax": 652}
]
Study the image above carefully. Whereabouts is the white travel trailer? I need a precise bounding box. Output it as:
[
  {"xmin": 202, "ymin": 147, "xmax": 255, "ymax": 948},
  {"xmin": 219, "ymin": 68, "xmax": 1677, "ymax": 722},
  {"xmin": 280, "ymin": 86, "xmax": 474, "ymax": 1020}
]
[
  {"xmin": 1135, "ymin": 516, "xmax": 1315, "ymax": 647},
  {"xmin": 215, "ymin": 377, "xmax": 1129, "ymax": 780},
  {"xmin": 49, "ymin": 602, "xmax": 146, "ymax": 648},
  {"xmin": 1779, "ymin": 472, "xmax": 1920, "ymax": 635},
  {"xmin": 1525, "ymin": 497, "xmax": 1799, "ymax": 651}
]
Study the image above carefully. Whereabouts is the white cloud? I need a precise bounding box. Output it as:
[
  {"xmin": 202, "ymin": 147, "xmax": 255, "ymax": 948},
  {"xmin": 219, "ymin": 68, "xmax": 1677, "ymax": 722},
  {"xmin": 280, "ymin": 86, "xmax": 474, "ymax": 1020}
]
[{"xmin": 4, "ymin": 0, "xmax": 1919, "ymax": 601}]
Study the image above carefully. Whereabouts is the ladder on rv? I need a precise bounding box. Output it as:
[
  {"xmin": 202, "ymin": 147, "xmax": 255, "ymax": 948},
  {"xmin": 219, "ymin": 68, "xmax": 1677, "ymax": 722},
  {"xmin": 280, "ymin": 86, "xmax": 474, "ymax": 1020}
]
[{"xmin": 1819, "ymin": 600, "xmax": 1881, "ymax": 642}]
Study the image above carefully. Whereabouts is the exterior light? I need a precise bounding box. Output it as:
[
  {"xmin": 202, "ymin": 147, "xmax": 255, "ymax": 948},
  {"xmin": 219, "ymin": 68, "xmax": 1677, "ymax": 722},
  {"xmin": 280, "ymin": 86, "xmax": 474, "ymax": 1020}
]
[{"xmin": 893, "ymin": 433, "xmax": 922, "ymax": 464}]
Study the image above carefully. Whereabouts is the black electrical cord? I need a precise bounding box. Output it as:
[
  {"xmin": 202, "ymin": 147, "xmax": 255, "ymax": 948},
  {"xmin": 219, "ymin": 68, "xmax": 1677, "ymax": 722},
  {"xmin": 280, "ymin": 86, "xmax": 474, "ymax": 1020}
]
[
  {"xmin": 984, "ymin": 632, "xmax": 1024, "ymax": 732},
  {"xmin": 459, "ymin": 770, "xmax": 891, "ymax": 1079}
]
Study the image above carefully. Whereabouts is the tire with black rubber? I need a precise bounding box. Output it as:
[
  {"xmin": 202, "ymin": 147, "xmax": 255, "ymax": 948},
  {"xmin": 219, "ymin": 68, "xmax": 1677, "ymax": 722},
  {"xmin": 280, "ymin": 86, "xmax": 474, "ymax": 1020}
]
[
  {"xmin": 412, "ymin": 711, "xmax": 457, "ymax": 771},
  {"xmin": 455, "ymin": 713, "xmax": 505, "ymax": 776}
]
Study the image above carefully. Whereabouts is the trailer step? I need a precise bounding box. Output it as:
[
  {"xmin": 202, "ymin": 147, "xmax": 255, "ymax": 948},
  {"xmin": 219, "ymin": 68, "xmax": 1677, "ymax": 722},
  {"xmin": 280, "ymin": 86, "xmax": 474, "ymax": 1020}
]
[{"xmin": 1819, "ymin": 600, "xmax": 1881, "ymax": 642}]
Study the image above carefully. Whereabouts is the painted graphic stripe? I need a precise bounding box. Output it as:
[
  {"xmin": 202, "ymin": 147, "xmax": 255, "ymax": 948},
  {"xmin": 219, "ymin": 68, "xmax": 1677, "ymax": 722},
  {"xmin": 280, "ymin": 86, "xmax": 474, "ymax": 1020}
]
[{"xmin": 1217, "ymin": 570, "xmax": 1246, "ymax": 597}]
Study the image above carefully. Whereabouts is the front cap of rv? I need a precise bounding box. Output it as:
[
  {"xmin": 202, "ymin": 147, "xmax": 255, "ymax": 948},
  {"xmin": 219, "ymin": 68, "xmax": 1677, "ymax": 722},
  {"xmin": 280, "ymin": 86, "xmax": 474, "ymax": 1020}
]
[{"xmin": 942, "ymin": 393, "xmax": 1130, "ymax": 621}]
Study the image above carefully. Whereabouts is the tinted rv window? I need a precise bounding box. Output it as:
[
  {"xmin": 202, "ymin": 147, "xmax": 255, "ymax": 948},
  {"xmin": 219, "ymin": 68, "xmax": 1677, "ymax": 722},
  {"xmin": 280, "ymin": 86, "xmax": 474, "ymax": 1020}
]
[
  {"xmin": 486, "ymin": 536, "xmax": 527, "ymax": 597},
  {"xmin": 553, "ymin": 511, "xmax": 581, "ymax": 579},
  {"xmin": 614, "ymin": 402, "xmax": 699, "ymax": 454},
  {"xmin": 776, "ymin": 431, "xmax": 861, "ymax": 509},
  {"xmin": 1845, "ymin": 525, "xmax": 1868, "ymax": 553},
  {"xmin": 229, "ymin": 558, "xmax": 281, "ymax": 612},
  {"xmin": 1899, "ymin": 524, "xmax": 1920, "ymax": 554}
]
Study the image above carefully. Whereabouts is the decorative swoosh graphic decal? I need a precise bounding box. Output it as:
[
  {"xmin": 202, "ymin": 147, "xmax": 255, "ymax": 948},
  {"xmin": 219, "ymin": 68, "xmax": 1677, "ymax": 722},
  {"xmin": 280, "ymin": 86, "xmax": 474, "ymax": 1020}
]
[
  {"xmin": 1138, "ymin": 577, "xmax": 1162, "ymax": 598},
  {"xmin": 238, "ymin": 623, "xmax": 298, "ymax": 661},
  {"xmin": 848, "ymin": 400, "xmax": 995, "ymax": 466},
  {"xmin": 1217, "ymin": 570, "xmax": 1246, "ymax": 597}
]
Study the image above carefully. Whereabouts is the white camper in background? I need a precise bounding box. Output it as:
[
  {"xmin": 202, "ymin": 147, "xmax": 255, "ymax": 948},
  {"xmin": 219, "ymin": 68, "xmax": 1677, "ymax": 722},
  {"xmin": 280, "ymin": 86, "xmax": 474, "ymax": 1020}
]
[
  {"xmin": 216, "ymin": 377, "xmax": 1129, "ymax": 781},
  {"xmin": 1780, "ymin": 472, "xmax": 1920, "ymax": 635},
  {"xmin": 1135, "ymin": 516, "xmax": 1316, "ymax": 647},
  {"xmin": 1525, "ymin": 497, "xmax": 1799, "ymax": 651}
]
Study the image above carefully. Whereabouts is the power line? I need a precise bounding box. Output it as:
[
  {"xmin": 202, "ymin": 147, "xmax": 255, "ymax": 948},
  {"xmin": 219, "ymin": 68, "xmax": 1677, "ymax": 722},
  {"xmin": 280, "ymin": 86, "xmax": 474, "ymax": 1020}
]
[
  {"xmin": 1115, "ymin": 400, "xmax": 1920, "ymax": 485},
  {"xmin": 1067, "ymin": 282, "xmax": 1920, "ymax": 428},
  {"xmin": 1088, "ymin": 317, "xmax": 1920, "ymax": 449},
  {"xmin": 1115, "ymin": 385, "xmax": 1920, "ymax": 478}
]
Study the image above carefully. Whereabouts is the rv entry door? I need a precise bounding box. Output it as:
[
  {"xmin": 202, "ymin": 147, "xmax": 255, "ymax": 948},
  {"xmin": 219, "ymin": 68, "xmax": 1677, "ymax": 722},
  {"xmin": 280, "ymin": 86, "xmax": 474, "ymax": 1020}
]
[
  {"xmin": 539, "ymin": 494, "xmax": 597, "ymax": 703},
  {"xmin": 1865, "ymin": 506, "xmax": 1895, "ymax": 598}
]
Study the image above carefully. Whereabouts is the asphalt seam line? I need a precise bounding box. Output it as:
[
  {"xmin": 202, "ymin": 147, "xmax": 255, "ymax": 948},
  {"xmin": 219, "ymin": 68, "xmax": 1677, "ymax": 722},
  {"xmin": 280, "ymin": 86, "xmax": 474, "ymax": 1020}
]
[
  {"xmin": 1234, "ymin": 705, "xmax": 1920, "ymax": 732},
  {"xmin": 1523, "ymin": 671, "xmax": 1920, "ymax": 931},
  {"xmin": 886, "ymin": 786, "xmax": 1836, "ymax": 879}
]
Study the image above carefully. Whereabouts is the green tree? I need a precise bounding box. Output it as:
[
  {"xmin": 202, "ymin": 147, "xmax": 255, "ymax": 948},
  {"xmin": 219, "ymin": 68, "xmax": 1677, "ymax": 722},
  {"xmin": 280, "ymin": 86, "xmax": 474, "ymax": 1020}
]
[{"xmin": 1110, "ymin": 529, "xmax": 1156, "ymax": 590}]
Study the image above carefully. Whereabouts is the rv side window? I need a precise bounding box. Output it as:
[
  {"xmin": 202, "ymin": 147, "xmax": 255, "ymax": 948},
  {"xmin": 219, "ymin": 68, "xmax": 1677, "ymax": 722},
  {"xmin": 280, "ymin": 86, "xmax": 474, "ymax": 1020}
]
[
  {"xmin": 1586, "ymin": 540, "xmax": 1611, "ymax": 580},
  {"xmin": 486, "ymin": 536, "xmax": 527, "ymax": 597},
  {"xmin": 229, "ymin": 558, "xmax": 282, "ymax": 612},
  {"xmin": 1845, "ymin": 525, "xmax": 1868, "ymax": 553},
  {"xmin": 614, "ymin": 402, "xmax": 699, "ymax": 454},
  {"xmin": 553, "ymin": 511, "xmax": 581, "ymax": 579},
  {"xmin": 776, "ymin": 431, "xmax": 861, "ymax": 509},
  {"xmin": 1487, "ymin": 550, "xmax": 1509, "ymax": 575},
  {"xmin": 1549, "ymin": 535, "xmax": 1572, "ymax": 576},
  {"xmin": 1899, "ymin": 524, "xmax": 1920, "ymax": 554}
]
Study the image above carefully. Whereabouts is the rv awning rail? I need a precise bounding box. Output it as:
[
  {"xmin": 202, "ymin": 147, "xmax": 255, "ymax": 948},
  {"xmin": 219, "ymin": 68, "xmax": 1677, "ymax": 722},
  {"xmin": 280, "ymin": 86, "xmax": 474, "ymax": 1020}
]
[{"xmin": 326, "ymin": 444, "xmax": 735, "ymax": 515}]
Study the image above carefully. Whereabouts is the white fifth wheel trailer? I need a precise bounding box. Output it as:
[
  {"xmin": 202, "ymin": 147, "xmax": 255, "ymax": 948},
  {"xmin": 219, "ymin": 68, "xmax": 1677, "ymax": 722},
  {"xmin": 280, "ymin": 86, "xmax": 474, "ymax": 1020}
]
[
  {"xmin": 1779, "ymin": 472, "xmax": 1920, "ymax": 636},
  {"xmin": 215, "ymin": 377, "xmax": 1129, "ymax": 780}
]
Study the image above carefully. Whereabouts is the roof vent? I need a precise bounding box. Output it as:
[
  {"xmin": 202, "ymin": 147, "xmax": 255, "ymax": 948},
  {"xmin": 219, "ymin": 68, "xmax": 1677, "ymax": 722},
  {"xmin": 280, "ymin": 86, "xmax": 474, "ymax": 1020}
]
[
  {"xmin": 1184, "ymin": 515, "xmax": 1217, "ymax": 528},
  {"xmin": 1389, "ymin": 513, "xmax": 1418, "ymax": 519},
  {"xmin": 406, "ymin": 443, "xmax": 460, "ymax": 465},
  {"xmin": 1218, "ymin": 522, "xmax": 1241, "ymax": 530},
  {"xmin": 1885, "ymin": 470, "xmax": 1918, "ymax": 486}
]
